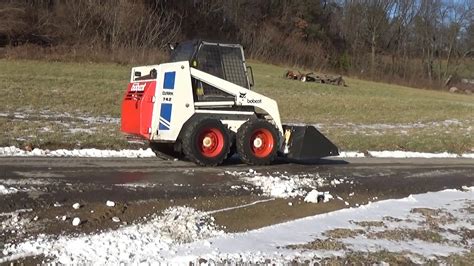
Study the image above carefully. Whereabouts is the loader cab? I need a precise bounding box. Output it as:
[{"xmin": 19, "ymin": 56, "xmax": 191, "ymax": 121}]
[{"xmin": 170, "ymin": 40, "xmax": 254, "ymax": 102}]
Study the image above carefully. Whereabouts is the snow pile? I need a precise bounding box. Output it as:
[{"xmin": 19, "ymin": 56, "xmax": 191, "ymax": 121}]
[
  {"xmin": 462, "ymin": 185, "xmax": 474, "ymax": 192},
  {"xmin": 338, "ymin": 150, "xmax": 474, "ymax": 158},
  {"xmin": 0, "ymin": 209, "xmax": 33, "ymax": 235},
  {"xmin": 304, "ymin": 190, "xmax": 333, "ymax": 203},
  {"xmin": 1, "ymin": 206, "xmax": 222, "ymax": 264},
  {"xmin": 225, "ymin": 169, "xmax": 326, "ymax": 198},
  {"xmin": 159, "ymin": 207, "xmax": 222, "ymax": 244},
  {"xmin": 0, "ymin": 146, "xmax": 155, "ymax": 158},
  {"xmin": 0, "ymin": 185, "xmax": 18, "ymax": 195}
]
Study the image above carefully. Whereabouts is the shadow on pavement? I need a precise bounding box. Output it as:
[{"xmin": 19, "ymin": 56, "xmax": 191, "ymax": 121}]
[
  {"xmin": 219, "ymin": 155, "xmax": 349, "ymax": 166},
  {"xmin": 282, "ymin": 158, "xmax": 349, "ymax": 165}
]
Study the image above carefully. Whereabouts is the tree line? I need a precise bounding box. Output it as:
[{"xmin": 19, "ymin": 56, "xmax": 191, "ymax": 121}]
[{"xmin": 0, "ymin": 0, "xmax": 473, "ymax": 89}]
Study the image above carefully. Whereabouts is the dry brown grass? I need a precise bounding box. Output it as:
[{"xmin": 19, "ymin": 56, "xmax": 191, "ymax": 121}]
[
  {"xmin": 287, "ymin": 239, "xmax": 347, "ymax": 251},
  {"xmin": 352, "ymin": 220, "xmax": 385, "ymax": 228},
  {"xmin": 323, "ymin": 228, "xmax": 364, "ymax": 239},
  {"xmin": 320, "ymin": 250, "xmax": 417, "ymax": 265},
  {"xmin": 411, "ymin": 208, "xmax": 457, "ymax": 229},
  {"xmin": 367, "ymin": 228, "xmax": 445, "ymax": 243}
]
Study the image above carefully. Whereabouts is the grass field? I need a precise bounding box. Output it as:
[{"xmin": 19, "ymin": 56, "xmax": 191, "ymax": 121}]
[{"xmin": 0, "ymin": 59, "xmax": 472, "ymax": 153}]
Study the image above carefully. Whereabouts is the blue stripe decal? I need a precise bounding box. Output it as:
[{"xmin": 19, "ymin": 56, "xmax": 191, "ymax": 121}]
[
  {"xmin": 159, "ymin": 118, "xmax": 170, "ymax": 127},
  {"xmin": 159, "ymin": 103, "xmax": 172, "ymax": 130},
  {"xmin": 163, "ymin": 72, "xmax": 176, "ymax": 90},
  {"xmin": 159, "ymin": 122, "xmax": 169, "ymax": 130}
]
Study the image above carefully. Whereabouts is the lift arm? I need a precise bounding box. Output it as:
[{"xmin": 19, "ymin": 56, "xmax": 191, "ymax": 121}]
[{"xmin": 190, "ymin": 68, "xmax": 284, "ymax": 136}]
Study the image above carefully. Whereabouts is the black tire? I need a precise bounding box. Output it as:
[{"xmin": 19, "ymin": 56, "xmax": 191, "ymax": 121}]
[
  {"xmin": 236, "ymin": 119, "xmax": 279, "ymax": 165},
  {"xmin": 225, "ymin": 131, "xmax": 237, "ymax": 160},
  {"xmin": 181, "ymin": 117, "xmax": 231, "ymax": 166},
  {"xmin": 149, "ymin": 142, "xmax": 182, "ymax": 160}
]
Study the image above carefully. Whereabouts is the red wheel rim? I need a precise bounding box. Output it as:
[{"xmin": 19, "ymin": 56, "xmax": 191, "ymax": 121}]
[
  {"xmin": 198, "ymin": 128, "xmax": 224, "ymax": 158},
  {"xmin": 250, "ymin": 128, "xmax": 274, "ymax": 158}
]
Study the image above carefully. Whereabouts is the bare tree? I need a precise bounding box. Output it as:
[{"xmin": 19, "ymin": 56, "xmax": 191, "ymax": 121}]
[
  {"xmin": 341, "ymin": 0, "xmax": 396, "ymax": 76},
  {"xmin": 442, "ymin": 0, "xmax": 474, "ymax": 80}
]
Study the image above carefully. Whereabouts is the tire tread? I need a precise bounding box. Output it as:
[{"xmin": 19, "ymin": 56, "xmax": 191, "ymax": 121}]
[
  {"xmin": 236, "ymin": 119, "xmax": 279, "ymax": 165},
  {"xmin": 181, "ymin": 117, "xmax": 230, "ymax": 166}
]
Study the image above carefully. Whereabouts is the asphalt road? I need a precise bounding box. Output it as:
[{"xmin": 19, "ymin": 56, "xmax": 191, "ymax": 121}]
[{"xmin": 1, "ymin": 157, "xmax": 473, "ymax": 250}]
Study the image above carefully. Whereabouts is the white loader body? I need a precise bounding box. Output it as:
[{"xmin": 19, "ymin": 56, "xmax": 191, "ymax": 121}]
[
  {"xmin": 121, "ymin": 40, "xmax": 338, "ymax": 166},
  {"xmin": 130, "ymin": 62, "xmax": 283, "ymax": 145}
]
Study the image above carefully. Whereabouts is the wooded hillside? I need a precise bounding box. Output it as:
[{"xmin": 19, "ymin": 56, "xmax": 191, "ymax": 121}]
[{"xmin": 1, "ymin": 0, "xmax": 473, "ymax": 89}]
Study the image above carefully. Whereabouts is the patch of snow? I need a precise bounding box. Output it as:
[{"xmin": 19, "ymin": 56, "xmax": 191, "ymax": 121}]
[
  {"xmin": 112, "ymin": 217, "xmax": 120, "ymax": 223},
  {"xmin": 76, "ymin": 115, "xmax": 120, "ymax": 125},
  {"xmin": 68, "ymin": 128, "xmax": 96, "ymax": 134},
  {"xmin": 369, "ymin": 150, "xmax": 458, "ymax": 158},
  {"xmin": 225, "ymin": 170, "xmax": 326, "ymax": 198},
  {"xmin": 72, "ymin": 203, "xmax": 81, "ymax": 209},
  {"xmin": 0, "ymin": 209, "xmax": 33, "ymax": 217},
  {"xmin": 0, "ymin": 110, "xmax": 119, "ymax": 125},
  {"xmin": 337, "ymin": 151, "xmax": 365, "ymax": 158},
  {"xmin": 1, "ymin": 206, "xmax": 223, "ymax": 264},
  {"xmin": 337, "ymin": 150, "xmax": 474, "ymax": 158},
  {"xmin": 312, "ymin": 119, "xmax": 472, "ymax": 136},
  {"xmin": 441, "ymin": 119, "xmax": 463, "ymax": 126},
  {"xmin": 330, "ymin": 178, "xmax": 348, "ymax": 186},
  {"xmin": 115, "ymin": 183, "xmax": 158, "ymax": 189},
  {"xmin": 0, "ymin": 146, "xmax": 156, "ymax": 158},
  {"xmin": 1, "ymin": 178, "xmax": 52, "ymax": 186},
  {"xmin": 106, "ymin": 201, "xmax": 115, "ymax": 207},
  {"xmin": 0, "ymin": 185, "xmax": 18, "ymax": 195}
]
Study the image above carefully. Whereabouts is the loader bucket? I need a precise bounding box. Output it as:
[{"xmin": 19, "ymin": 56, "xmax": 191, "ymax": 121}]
[{"xmin": 283, "ymin": 125, "xmax": 339, "ymax": 160}]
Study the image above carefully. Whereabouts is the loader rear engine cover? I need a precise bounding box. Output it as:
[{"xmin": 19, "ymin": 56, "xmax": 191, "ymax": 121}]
[{"xmin": 121, "ymin": 40, "xmax": 339, "ymax": 166}]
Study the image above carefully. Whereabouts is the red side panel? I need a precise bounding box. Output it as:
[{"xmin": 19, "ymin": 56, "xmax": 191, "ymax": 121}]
[{"xmin": 121, "ymin": 81, "xmax": 156, "ymax": 139}]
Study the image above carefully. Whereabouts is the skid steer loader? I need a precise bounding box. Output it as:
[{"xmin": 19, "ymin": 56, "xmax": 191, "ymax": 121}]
[{"xmin": 121, "ymin": 40, "xmax": 338, "ymax": 166}]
